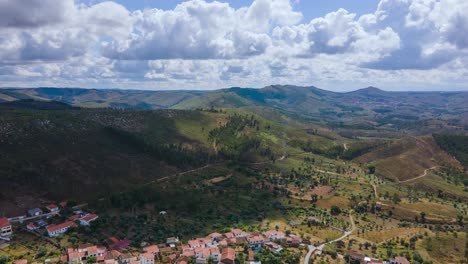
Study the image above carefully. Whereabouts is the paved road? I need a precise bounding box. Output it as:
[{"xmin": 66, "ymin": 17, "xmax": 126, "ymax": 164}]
[
  {"xmin": 303, "ymin": 212, "xmax": 355, "ymax": 264},
  {"xmin": 8, "ymin": 211, "xmax": 60, "ymax": 223}
]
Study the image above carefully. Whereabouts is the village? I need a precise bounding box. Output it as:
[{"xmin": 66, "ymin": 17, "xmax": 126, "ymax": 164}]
[{"xmin": 0, "ymin": 202, "xmax": 411, "ymax": 264}]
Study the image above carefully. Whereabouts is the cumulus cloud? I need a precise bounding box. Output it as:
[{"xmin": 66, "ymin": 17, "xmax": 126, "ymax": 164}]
[
  {"xmin": 102, "ymin": 0, "xmax": 301, "ymax": 60},
  {"xmin": 0, "ymin": 0, "xmax": 467, "ymax": 90},
  {"xmin": 0, "ymin": 0, "xmax": 74, "ymax": 28}
]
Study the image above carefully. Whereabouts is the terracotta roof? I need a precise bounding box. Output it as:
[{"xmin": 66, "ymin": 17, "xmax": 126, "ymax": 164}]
[
  {"xmin": 221, "ymin": 247, "xmax": 235, "ymax": 261},
  {"xmin": 68, "ymin": 251, "xmax": 85, "ymax": 260},
  {"xmin": 188, "ymin": 240, "xmax": 200, "ymax": 248},
  {"xmin": 140, "ymin": 253, "xmax": 154, "ymax": 260},
  {"xmin": 46, "ymin": 204, "xmax": 58, "ymax": 210},
  {"xmin": 81, "ymin": 214, "xmax": 98, "ymax": 222},
  {"xmin": 394, "ymin": 256, "xmax": 410, "ymax": 264},
  {"xmin": 14, "ymin": 260, "xmax": 28, "ymax": 264},
  {"xmin": 0, "ymin": 217, "xmax": 11, "ymax": 229},
  {"xmin": 59, "ymin": 201, "xmax": 68, "ymax": 207},
  {"xmin": 144, "ymin": 245, "xmax": 160, "ymax": 254},
  {"xmin": 69, "ymin": 214, "xmax": 82, "ymax": 221},
  {"xmin": 182, "ymin": 250, "xmax": 195, "ymax": 257},
  {"xmin": 27, "ymin": 223, "xmax": 38, "ymax": 230},
  {"xmin": 47, "ymin": 221, "xmax": 77, "ymax": 233}
]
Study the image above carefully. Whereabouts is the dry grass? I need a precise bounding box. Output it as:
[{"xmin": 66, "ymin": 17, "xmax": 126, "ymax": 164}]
[{"xmin": 416, "ymin": 232, "xmax": 466, "ymax": 264}]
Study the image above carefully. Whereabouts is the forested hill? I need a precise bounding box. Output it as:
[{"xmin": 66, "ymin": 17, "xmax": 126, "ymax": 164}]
[{"xmin": 2, "ymin": 85, "xmax": 467, "ymax": 135}]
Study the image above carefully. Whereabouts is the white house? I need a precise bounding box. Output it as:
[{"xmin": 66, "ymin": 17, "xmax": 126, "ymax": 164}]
[
  {"xmin": 0, "ymin": 218, "xmax": 12, "ymax": 237},
  {"xmin": 47, "ymin": 221, "xmax": 77, "ymax": 237},
  {"xmin": 79, "ymin": 214, "xmax": 98, "ymax": 226},
  {"xmin": 139, "ymin": 253, "xmax": 154, "ymax": 264},
  {"xmin": 46, "ymin": 204, "xmax": 59, "ymax": 212}
]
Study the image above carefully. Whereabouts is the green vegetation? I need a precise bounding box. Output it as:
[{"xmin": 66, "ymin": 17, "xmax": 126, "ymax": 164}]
[{"xmin": 434, "ymin": 134, "xmax": 468, "ymax": 169}]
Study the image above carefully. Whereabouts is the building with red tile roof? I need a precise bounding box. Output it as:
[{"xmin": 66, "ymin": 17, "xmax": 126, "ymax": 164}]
[
  {"xmin": 26, "ymin": 223, "xmax": 39, "ymax": 231},
  {"xmin": 0, "ymin": 217, "xmax": 12, "ymax": 236},
  {"xmin": 79, "ymin": 214, "xmax": 98, "ymax": 226},
  {"xmin": 46, "ymin": 221, "xmax": 77, "ymax": 237},
  {"xmin": 139, "ymin": 253, "xmax": 154, "ymax": 264},
  {"xmin": 46, "ymin": 204, "xmax": 59, "ymax": 212},
  {"xmin": 144, "ymin": 245, "xmax": 160, "ymax": 255},
  {"xmin": 220, "ymin": 247, "xmax": 235, "ymax": 264}
]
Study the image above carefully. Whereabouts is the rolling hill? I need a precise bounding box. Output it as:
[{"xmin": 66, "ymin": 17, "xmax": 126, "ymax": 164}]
[{"xmin": 2, "ymin": 85, "xmax": 467, "ymax": 137}]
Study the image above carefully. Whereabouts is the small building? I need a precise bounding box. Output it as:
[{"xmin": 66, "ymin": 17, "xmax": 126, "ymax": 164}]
[
  {"xmin": 120, "ymin": 253, "xmax": 136, "ymax": 264},
  {"xmin": 263, "ymin": 230, "xmax": 285, "ymax": 241},
  {"xmin": 139, "ymin": 253, "xmax": 154, "ymax": 264},
  {"xmin": 247, "ymin": 235, "xmax": 265, "ymax": 248},
  {"xmin": 166, "ymin": 237, "xmax": 179, "ymax": 247},
  {"xmin": 35, "ymin": 219, "xmax": 48, "ymax": 227},
  {"xmin": 231, "ymin": 228, "xmax": 248, "ymax": 238},
  {"xmin": 14, "ymin": 260, "xmax": 28, "ymax": 264},
  {"xmin": 144, "ymin": 245, "xmax": 160, "ymax": 255},
  {"xmin": 375, "ymin": 202, "xmax": 382, "ymax": 210},
  {"xmin": 391, "ymin": 256, "xmax": 410, "ymax": 264},
  {"xmin": 27, "ymin": 223, "xmax": 39, "ymax": 231},
  {"xmin": 80, "ymin": 214, "xmax": 98, "ymax": 226},
  {"xmin": 28, "ymin": 208, "xmax": 43, "ymax": 217},
  {"xmin": 46, "ymin": 204, "xmax": 59, "ymax": 212},
  {"xmin": 220, "ymin": 248, "xmax": 235, "ymax": 264},
  {"xmin": 0, "ymin": 217, "xmax": 13, "ymax": 237},
  {"xmin": 47, "ymin": 221, "xmax": 77, "ymax": 237},
  {"xmin": 59, "ymin": 201, "xmax": 68, "ymax": 207}
]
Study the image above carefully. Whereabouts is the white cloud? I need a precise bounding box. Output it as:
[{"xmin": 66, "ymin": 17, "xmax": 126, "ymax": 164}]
[{"xmin": 0, "ymin": 0, "xmax": 467, "ymax": 91}]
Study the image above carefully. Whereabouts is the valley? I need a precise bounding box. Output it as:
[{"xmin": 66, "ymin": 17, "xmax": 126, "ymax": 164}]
[{"xmin": 0, "ymin": 87, "xmax": 466, "ymax": 264}]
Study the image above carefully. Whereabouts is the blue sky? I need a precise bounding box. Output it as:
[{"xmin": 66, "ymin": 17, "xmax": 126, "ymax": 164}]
[
  {"xmin": 89, "ymin": 0, "xmax": 379, "ymax": 22},
  {"xmin": 0, "ymin": 0, "xmax": 467, "ymax": 91}
]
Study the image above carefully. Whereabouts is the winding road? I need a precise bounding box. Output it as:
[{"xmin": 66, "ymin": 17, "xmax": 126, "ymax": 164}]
[
  {"xmin": 303, "ymin": 212, "xmax": 355, "ymax": 264},
  {"xmin": 398, "ymin": 166, "xmax": 437, "ymax": 183}
]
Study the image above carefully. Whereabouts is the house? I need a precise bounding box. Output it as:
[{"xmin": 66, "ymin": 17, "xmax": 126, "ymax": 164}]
[
  {"xmin": 166, "ymin": 237, "xmax": 179, "ymax": 247},
  {"xmin": 375, "ymin": 202, "xmax": 382, "ymax": 210},
  {"xmin": 144, "ymin": 245, "xmax": 160, "ymax": 255},
  {"xmin": 119, "ymin": 253, "xmax": 136, "ymax": 264},
  {"xmin": 391, "ymin": 256, "xmax": 410, "ymax": 264},
  {"xmin": 79, "ymin": 214, "xmax": 98, "ymax": 226},
  {"xmin": 209, "ymin": 248, "xmax": 221, "ymax": 262},
  {"xmin": 67, "ymin": 249, "xmax": 85, "ymax": 264},
  {"xmin": 231, "ymin": 228, "xmax": 248, "ymax": 238},
  {"xmin": 139, "ymin": 253, "xmax": 154, "ymax": 264},
  {"xmin": 264, "ymin": 242, "xmax": 283, "ymax": 253},
  {"xmin": 0, "ymin": 217, "xmax": 12, "ymax": 237},
  {"xmin": 263, "ymin": 230, "xmax": 285, "ymax": 241},
  {"xmin": 208, "ymin": 232, "xmax": 222, "ymax": 242},
  {"xmin": 14, "ymin": 260, "xmax": 28, "ymax": 264},
  {"xmin": 349, "ymin": 252, "xmax": 365, "ymax": 261},
  {"xmin": 70, "ymin": 214, "xmax": 83, "ymax": 221},
  {"xmin": 220, "ymin": 248, "xmax": 235, "ymax": 264},
  {"xmin": 59, "ymin": 201, "xmax": 68, "ymax": 208},
  {"xmin": 47, "ymin": 221, "xmax": 77, "ymax": 237},
  {"xmin": 46, "ymin": 204, "xmax": 59, "ymax": 212},
  {"xmin": 28, "ymin": 208, "xmax": 43, "ymax": 217},
  {"xmin": 27, "ymin": 223, "xmax": 39, "ymax": 231},
  {"xmin": 247, "ymin": 235, "xmax": 265, "ymax": 248}
]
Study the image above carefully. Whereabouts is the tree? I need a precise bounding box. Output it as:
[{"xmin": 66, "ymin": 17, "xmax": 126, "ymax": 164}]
[
  {"xmin": 392, "ymin": 193, "xmax": 401, "ymax": 204},
  {"xmin": 331, "ymin": 206, "xmax": 342, "ymax": 216},
  {"xmin": 420, "ymin": 212, "xmax": 426, "ymax": 224},
  {"xmin": 0, "ymin": 256, "xmax": 9, "ymax": 264},
  {"xmin": 86, "ymin": 256, "xmax": 97, "ymax": 263}
]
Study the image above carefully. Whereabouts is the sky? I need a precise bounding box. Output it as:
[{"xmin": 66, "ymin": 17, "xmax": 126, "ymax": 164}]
[{"xmin": 0, "ymin": 0, "xmax": 467, "ymax": 91}]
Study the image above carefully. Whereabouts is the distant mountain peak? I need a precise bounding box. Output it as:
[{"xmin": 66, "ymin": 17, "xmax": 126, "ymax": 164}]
[{"xmin": 350, "ymin": 86, "xmax": 387, "ymax": 94}]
